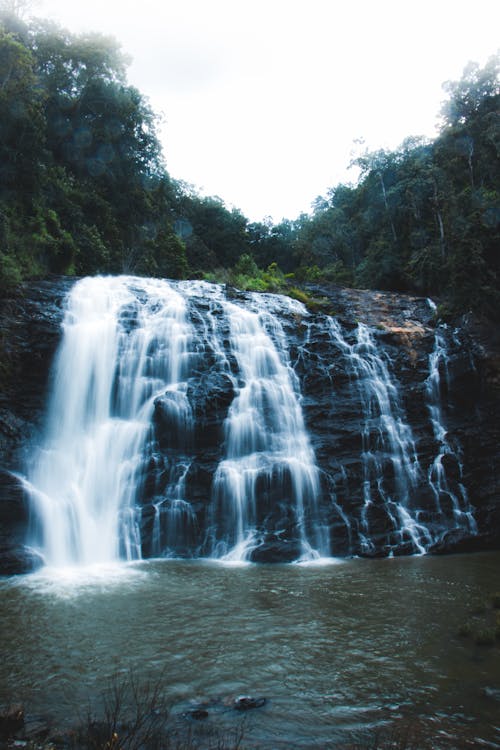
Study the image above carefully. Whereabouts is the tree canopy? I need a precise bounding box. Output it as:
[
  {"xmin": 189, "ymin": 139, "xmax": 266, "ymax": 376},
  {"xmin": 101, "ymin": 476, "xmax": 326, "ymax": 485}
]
[
  {"xmin": 0, "ymin": 7, "xmax": 498, "ymax": 320},
  {"xmin": 291, "ymin": 53, "xmax": 499, "ymax": 317}
]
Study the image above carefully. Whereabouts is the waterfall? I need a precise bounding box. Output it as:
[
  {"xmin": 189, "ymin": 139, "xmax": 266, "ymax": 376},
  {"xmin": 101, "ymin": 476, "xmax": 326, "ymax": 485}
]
[
  {"xmin": 426, "ymin": 327, "xmax": 477, "ymax": 535},
  {"xmin": 326, "ymin": 319, "xmax": 430, "ymax": 555},
  {"xmin": 26, "ymin": 277, "xmax": 326, "ymax": 567},
  {"xmin": 207, "ymin": 291, "xmax": 328, "ymax": 561},
  {"xmin": 27, "ymin": 276, "xmax": 196, "ymax": 567},
  {"xmin": 24, "ymin": 276, "xmax": 477, "ymax": 567}
]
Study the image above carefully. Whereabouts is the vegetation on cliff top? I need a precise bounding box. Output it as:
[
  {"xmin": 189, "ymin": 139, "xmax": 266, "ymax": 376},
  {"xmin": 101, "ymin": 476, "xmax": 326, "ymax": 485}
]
[{"xmin": 0, "ymin": 6, "xmax": 498, "ymax": 319}]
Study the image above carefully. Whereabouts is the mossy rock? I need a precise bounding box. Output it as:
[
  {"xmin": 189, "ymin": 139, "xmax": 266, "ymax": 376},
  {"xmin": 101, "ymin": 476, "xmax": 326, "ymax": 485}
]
[{"xmin": 287, "ymin": 287, "xmax": 336, "ymax": 315}]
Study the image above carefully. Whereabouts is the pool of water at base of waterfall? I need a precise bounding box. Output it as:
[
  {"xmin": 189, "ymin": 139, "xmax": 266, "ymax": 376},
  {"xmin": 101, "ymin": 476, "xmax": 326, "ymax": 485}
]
[{"xmin": 1, "ymin": 552, "xmax": 500, "ymax": 749}]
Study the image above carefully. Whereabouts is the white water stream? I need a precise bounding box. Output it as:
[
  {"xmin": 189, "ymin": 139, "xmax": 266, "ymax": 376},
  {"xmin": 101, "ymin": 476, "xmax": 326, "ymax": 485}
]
[
  {"xmin": 425, "ymin": 327, "xmax": 477, "ymax": 534},
  {"xmin": 209, "ymin": 291, "xmax": 328, "ymax": 560},
  {"xmin": 27, "ymin": 276, "xmax": 195, "ymax": 566},
  {"xmin": 326, "ymin": 318, "xmax": 429, "ymax": 554}
]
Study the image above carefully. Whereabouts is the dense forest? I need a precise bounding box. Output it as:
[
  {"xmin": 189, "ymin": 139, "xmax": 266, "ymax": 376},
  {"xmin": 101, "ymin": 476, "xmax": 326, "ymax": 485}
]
[{"xmin": 0, "ymin": 7, "xmax": 498, "ymax": 318}]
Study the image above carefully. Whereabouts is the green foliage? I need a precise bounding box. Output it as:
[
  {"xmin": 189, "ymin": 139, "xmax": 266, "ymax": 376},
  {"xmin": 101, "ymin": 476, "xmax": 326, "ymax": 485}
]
[
  {"xmin": 31, "ymin": 208, "xmax": 78, "ymax": 274},
  {"xmin": 247, "ymin": 218, "xmax": 299, "ymax": 272},
  {"xmin": 293, "ymin": 54, "xmax": 499, "ymax": 317},
  {"xmin": 0, "ymin": 3, "xmax": 498, "ymax": 323},
  {"xmin": 0, "ymin": 250, "xmax": 22, "ymax": 291},
  {"xmin": 0, "ymin": 12, "xmax": 191, "ymax": 288},
  {"xmin": 291, "ymin": 263, "xmax": 352, "ymax": 285},
  {"xmin": 135, "ymin": 229, "xmax": 188, "ymax": 280},
  {"xmin": 441, "ymin": 54, "xmax": 499, "ymax": 128},
  {"xmin": 178, "ymin": 195, "xmax": 249, "ymax": 270},
  {"xmin": 323, "ymin": 261, "xmax": 354, "ymax": 285},
  {"xmin": 203, "ymin": 255, "xmax": 336, "ymax": 314},
  {"xmin": 234, "ymin": 252, "xmax": 259, "ymax": 278},
  {"xmin": 202, "ymin": 267, "xmax": 230, "ymax": 285},
  {"xmin": 0, "ymin": 26, "xmax": 44, "ymax": 196},
  {"xmin": 287, "ymin": 287, "xmax": 334, "ymax": 314},
  {"xmin": 222, "ymin": 256, "xmax": 288, "ymax": 294},
  {"xmin": 261, "ymin": 261, "xmax": 286, "ymax": 291},
  {"xmin": 355, "ymin": 238, "xmax": 407, "ymax": 291},
  {"xmin": 287, "ymin": 286, "xmax": 310, "ymax": 304}
]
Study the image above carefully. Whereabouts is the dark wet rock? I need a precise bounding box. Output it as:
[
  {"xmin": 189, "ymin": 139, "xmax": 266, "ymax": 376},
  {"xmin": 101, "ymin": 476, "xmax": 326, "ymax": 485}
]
[
  {"xmin": 0, "ymin": 470, "xmax": 27, "ymax": 526},
  {"xmin": 428, "ymin": 530, "xmax": 498, "ymax": 555},
  {"xmin": 153, "ymin": 392, "xmax": 193, "ymax": 451},
  {"xmin": 187, "ymin": 708, "xmax": 209, "ymax": 720},
  {"xmin": 188, "ymin": 369, "xmax": 235, "ymax": 448},
  {"xmin": 250, "ymin": 536, "xmax": 303, "ymax": 563},
  {"xmin": 21, "ymin": 718, "xmax": 50, "ymax": 741},
  {"xmin": 357, "ymin": 547, "xmax": 391, "ymax": 559},
  {"xmin": 0, "ymin": 545, "xmax": 44, "ymax": 576},
  {"xmin": 0, "ymin": 279, "xmax": 72, "ymax": 421},
  {"xmin": 233, "ymin": 696, "xmax": 266, "ymax": 711},
  {"xmin": 0, "ymin": 704, "xmax": 24, "ymax": 738},
  {"xmin": 482, "ymin": 687, "xmax": 500, "ymax": 702},
  {"xmin": 0, "ymin": 409, "xmax": 26, "ymax": 446},
  {"xmin": 0, "ymin": 470, "xmax": 43, "ymax": 575}
]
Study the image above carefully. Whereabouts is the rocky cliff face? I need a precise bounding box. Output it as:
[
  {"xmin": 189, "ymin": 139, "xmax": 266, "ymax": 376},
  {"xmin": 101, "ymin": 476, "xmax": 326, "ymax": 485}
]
[
  {"xmin": 442, "ymin": 314, "xmax": 500, "ymax": 552},
  {"xmin": 297, "ymin": 286, "xmax": 500, "ymax": 557},
  {"xmin": 0, "ymin": 279, "xmax": 72, "ymax": 573},
  {"xmin": 0, "ymin": 278, "xmax": 499, "ymax": 572}
]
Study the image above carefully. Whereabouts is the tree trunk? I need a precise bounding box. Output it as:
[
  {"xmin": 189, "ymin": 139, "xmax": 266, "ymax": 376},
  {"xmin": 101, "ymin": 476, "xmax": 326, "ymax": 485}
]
[{"xmin": 378, "ymin": 172, "xmax": 397, "ymax": 242}]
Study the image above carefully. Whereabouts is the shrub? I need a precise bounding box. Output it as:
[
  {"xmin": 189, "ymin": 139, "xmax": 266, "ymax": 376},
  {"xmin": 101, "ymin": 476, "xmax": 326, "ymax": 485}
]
[
  {"xmin": 73, "ymin": 673, "xmax": 169, "ymax": 750},
  {"xmin": 0, "ymin": 252, "xmax": 22, "ymax": 292}
]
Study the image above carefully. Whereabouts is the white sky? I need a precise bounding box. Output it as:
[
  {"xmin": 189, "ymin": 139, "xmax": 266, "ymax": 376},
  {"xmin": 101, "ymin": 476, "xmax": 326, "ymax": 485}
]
[{"xmin": 38, "ymin": 0, "xmax": 498, "ymax": 222}]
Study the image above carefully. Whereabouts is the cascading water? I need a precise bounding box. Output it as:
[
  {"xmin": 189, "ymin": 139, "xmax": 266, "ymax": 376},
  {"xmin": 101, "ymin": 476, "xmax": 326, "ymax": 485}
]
[
  {"xmin": 425, "ymin": 326, "xmax": 477, "ymax": 535},
  {"xmin": 26, "ymin": 277, "xmax": 328, "ymax": 566},
  {"xmin": 207, "ymin": 291, "xmax": 328, "ymax": 561},
  {"xmin": 326, "ymin": 319, "xmax": 430, "ymax": 554},
  {"xmin": 26, "ymin": 276, "xmax": 196, "ymax": 567},
  {"xmin": 24, "ymin": 276, "xmax": 477, "ymax": 567}
]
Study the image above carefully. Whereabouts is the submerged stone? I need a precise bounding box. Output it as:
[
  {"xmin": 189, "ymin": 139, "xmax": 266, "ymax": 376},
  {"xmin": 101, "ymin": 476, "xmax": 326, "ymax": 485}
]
[
  {"xmin": 187, "ymin": 708, "xmax": 209, "ymax": 720},
  {"xmin": 0, "ymin": 704, "xmax": 24, "ymax": 738},
  {"xmin": 233, "ymin": 696, "xmax": 266, "ymax": 711}
]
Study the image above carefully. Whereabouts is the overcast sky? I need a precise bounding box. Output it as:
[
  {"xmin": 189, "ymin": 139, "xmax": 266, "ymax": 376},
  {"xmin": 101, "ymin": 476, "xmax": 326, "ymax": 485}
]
[{"xmin": 38, "ymin": 0, "xmax": 498, "ymax": 222}]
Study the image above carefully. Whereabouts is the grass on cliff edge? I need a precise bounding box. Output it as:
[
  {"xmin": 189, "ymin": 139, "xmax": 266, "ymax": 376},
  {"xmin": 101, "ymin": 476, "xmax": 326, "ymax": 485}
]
[{"xmin": 203, "ymin": 256, "xmax": 335, "ymax": 315}]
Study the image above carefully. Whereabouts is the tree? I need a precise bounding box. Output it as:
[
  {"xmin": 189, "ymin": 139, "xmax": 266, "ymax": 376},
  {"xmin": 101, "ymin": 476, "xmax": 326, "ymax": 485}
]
[
  {"xmin": 0, "ymin": 0, "xmax": 35, "ymax": 17},
  {"xmin": 0, "ymin": 26, "xmax": 44, "ymax": 196},
  {"xmin": 0, "ymin": 13, "xmax": 188, "ymax": 287},
  {"xmin": 441, "ymin": 53, "xmax": 499, "ymax": 128}
]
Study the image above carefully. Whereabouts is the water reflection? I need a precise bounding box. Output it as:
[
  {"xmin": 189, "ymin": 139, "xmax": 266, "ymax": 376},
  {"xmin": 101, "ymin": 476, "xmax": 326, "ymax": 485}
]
[{"xmin": 1, "ymin": 553, "xmax": 499, "ymax": 748}]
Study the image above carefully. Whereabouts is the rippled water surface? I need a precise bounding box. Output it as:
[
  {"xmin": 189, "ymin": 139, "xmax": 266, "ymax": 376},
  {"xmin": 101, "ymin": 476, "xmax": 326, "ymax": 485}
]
[{"xmin": 1, "ymin": 553, "xmax": 500, "ymax": 748}]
